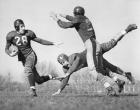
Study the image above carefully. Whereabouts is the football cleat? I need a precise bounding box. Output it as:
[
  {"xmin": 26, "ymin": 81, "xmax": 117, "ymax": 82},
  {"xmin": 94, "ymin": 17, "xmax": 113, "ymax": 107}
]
[{"xmin": 29, "ymin": 88, "xmax": 37, "ymax": 97}]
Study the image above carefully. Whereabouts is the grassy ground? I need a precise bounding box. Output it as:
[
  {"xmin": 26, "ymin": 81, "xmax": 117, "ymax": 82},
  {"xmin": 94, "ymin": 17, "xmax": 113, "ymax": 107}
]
[
  {"xmin": 0, "ymin": 63, "xmax": 139, "ymax": 110},
  {"xmin": 0, "ymin": 76, "xmax": 139, "ymax": 110}
]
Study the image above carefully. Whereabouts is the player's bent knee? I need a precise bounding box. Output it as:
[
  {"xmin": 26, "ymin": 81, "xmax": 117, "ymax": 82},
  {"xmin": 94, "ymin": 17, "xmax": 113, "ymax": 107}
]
[
  {"xmin": 35, "ymin": 78, "xmax": 45, "ymax": 85},
  {"xmin": 24, "ymin": 67, "xmax": 33, "ymax": 76},
  {"xmin": 35, "ymin": 80, "xmax": 42, "ymax": 85}
]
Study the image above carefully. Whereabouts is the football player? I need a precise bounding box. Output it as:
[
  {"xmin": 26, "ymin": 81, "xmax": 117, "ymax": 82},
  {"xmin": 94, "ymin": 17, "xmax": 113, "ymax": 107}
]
[
  {"xmin": 50, "ymin": 6, "xmax": 137, "ymax": 85},
  {"xmin": 50, "ymin": 6, "xmax": 99, "ymax": 80},
  {"xmin": 5, "ymin": 19, "xmax": 62, "ymax": 97},
  {"xmin": 52, "ymin": 24, "xmax": 137, "ymax": 95}
]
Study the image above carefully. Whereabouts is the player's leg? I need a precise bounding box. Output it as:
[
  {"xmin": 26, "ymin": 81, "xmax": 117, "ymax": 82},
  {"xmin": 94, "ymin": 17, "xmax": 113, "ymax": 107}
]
[
  {"xmin": 103, "ymin": 58, "xmax": 135, "ymax": 84},
  {"xmin": 33, "ymin": 67, "xmax": 53, "ymax": 84},
  {"xmin": 24, "ymin": 52, "xmax": 37, "ymax": 97},
  {"xmin": 103, "ymin": 58, "xmax": 124, "ymax": 75},
  {"xmin": 87, "ymin": 47, "xmax": 119, "ymax": 95},
  {"xmin": 93, "ymin": 42, "xmax": 121, "ymax": 95},
  {"xmin": 102, "ymin": 58, "xmax": 126, "ymax": 92},
  {"xmin": 84, "ymin": 37, "xmax": 98, "ymax": 79}
]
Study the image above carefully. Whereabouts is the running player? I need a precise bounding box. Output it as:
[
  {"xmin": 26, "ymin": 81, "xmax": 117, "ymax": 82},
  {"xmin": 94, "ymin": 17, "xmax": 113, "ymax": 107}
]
[{"xmin": 5, "ymin": 19, "xmax": 62, "ymax": 97}]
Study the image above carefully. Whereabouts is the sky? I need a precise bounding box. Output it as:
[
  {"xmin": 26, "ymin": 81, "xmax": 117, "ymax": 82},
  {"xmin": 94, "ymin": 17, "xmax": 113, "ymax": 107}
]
[{"xmin": 0, "ymin": 0, "xmax": 140, "ymax": 82}]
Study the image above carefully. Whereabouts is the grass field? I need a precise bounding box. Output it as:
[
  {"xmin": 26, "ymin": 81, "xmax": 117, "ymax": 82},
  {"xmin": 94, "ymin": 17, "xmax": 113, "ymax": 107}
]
[
  {"xmin": 0, "ymin": 74, "xmax": 140, "ymax": 110},
  {"xmin": 0, "ymin": 63, "xmax": 140, "ymax": 110}
]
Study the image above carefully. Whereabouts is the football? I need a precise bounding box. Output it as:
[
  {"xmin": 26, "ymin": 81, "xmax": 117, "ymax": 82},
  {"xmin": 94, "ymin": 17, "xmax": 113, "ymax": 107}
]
[{"xmin": 9, "ymin": 45, "xmax": 18, "ymax": 57}]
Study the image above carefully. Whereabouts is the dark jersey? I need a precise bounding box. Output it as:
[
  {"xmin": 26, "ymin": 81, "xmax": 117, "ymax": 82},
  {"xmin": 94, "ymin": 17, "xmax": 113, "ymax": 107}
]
[
  {"xmin": 6, "ymin": 30, "xmax": 36, "ymax": 57},
  {"xmin": 57, "ymin": 15, "xmax": 96, "ymax": 42},
  {"xmin": 62, "ymin": 50, "xmax": 87, "ymax": 74}
]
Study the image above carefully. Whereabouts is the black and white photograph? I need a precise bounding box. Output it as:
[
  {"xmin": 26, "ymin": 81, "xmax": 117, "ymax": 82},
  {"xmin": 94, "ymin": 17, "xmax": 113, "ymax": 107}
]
[{"xmin": 0, "ymin": 0, "xmax": 140, "ymax": 110}]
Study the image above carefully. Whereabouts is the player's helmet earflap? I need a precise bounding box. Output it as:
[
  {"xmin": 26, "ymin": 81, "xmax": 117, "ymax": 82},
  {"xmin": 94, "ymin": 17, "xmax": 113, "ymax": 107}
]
[
  {"xmin": 73, "ymin": 6, "xmax": 85, "ymax": 16},
  {"xmin": 14, "ymin": 19, "xmax": 24, "ymax": 31},
  {"xmin": 57, "ymin": 53, "xmax": 68, "ymax": 65}
]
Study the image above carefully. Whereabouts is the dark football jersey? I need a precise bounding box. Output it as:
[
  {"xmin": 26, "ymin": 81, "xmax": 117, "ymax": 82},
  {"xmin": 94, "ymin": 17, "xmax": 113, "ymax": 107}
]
[
  {"xmin": 6, "ymin": 30, "xmax": 36, "ymax": 57},
  {"xmin": 57, "ymin": 15, "xmax": 96, "ymax": 42},
  {"xmin": 62, "ymin": 50, "xmax": 87, "ymax": 74},
  {"xmin": 69, "ymin": 51, "xmax": 87, "ymax": 68}
]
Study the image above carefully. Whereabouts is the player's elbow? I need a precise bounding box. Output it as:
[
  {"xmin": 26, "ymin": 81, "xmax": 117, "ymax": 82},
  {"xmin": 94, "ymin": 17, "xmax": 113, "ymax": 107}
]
[
  {"xmin": 5, "ymin": 47, "xmax": 9, "ymax": 55},
  {"xmin": 5, "ymin": 49, "xmax": 7, "ymax": 55}
]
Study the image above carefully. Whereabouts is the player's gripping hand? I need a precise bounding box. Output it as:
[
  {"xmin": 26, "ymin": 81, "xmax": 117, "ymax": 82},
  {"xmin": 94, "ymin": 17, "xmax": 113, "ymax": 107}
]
[
  {"xmin": 50, "ymin": 12, "xmax": 59, "ymax": 22},
  {"xmin": 9, "ymin": 45, "xmax": 18, "ymax": 57},
  {"xmin": 52, "ymin": 89, "xmax": 61, "ymax": 96},
  {"xmin": 53, "ymin": 41, "xmax": 64, "ymax": 46},
  {"xmin": 125, "ymin": 24, "xmax": 137, "ymax": 33},
  {"xmin": 9, "ymin": 51, "xmax": 17, "ymax": 57},
  {"xmin": 59, "ymin": 14, "xmax": 67, "ymax": 18}
]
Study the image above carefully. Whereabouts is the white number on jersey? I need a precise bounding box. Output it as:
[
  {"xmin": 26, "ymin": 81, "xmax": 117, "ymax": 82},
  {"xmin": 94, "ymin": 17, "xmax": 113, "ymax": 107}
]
[{"xmin": 15, "ymin": 36, "xmax": 27, "ymax": 46}]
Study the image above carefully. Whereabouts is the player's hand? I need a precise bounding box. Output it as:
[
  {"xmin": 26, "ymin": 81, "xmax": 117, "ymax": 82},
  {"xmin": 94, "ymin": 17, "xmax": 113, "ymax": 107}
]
[
  {"xmin": 53, "ymin": 41, "xmax": 64, "ymax": 46},
  {"xmin": 125, "ymin": 24, "xmax": 137, "ymax": 33},
  {"xmin": 9, "ymin": 50, "xmax": 18, "ymax": 57},
  {"xmin": 52, "ymin": 76, "xmax": 66, "ymax": 80},
  {"xmin": 50, "ymin": 12, "xmax": 59, "ymax": 21},
  {"xmin": 52, "ymin": 89, "xmax": 61, "ymax": 96},
  {"xmin": 65, "ymin": 73, "xmax": 70, "ymax": 77},
  {"xmin": 59, "ymin": 14, "xmax": 67, "ymax": 18}
]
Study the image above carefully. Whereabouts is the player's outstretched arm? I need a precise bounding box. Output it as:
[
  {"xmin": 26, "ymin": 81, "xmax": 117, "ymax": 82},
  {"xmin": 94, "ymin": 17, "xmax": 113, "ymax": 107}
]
[
  {"xmin": 52, "ymin": 75, "xmax": 70, "ymax": 96},
  {"xmin": 125, "ymin": 24, "xmax": 137, "ymax": 33},
  {"xmin": 33, "ymin": 37, "xmax": 63, "ymax": 46},
  {"xmin": 5, "ymin": 34, "xmax": 11, "ymax": 56},
  {"xmin": 59, "ymin": 14, "xmax": 74, "ymax": 21},
  {"xmin": 5, "ymin": 43, "xmax": 11, "ymax": 56},
  {"xmin": 101, "ymin": 24, "xmax": 137, "ymax": 54},
  {"xmin": 33, "ymin": 37, "xmax": 54, "ymax": 45},
  {"xmin": 50, "ymin": 12, "xmax": 75, "ymax": 28},
  {"xmin": 50, "ymin": 12, "xmax": 60, "ymax": 22},
  {"xmin": 114, "ymin": 24, "xmax": 137, "ymax": 42}
]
